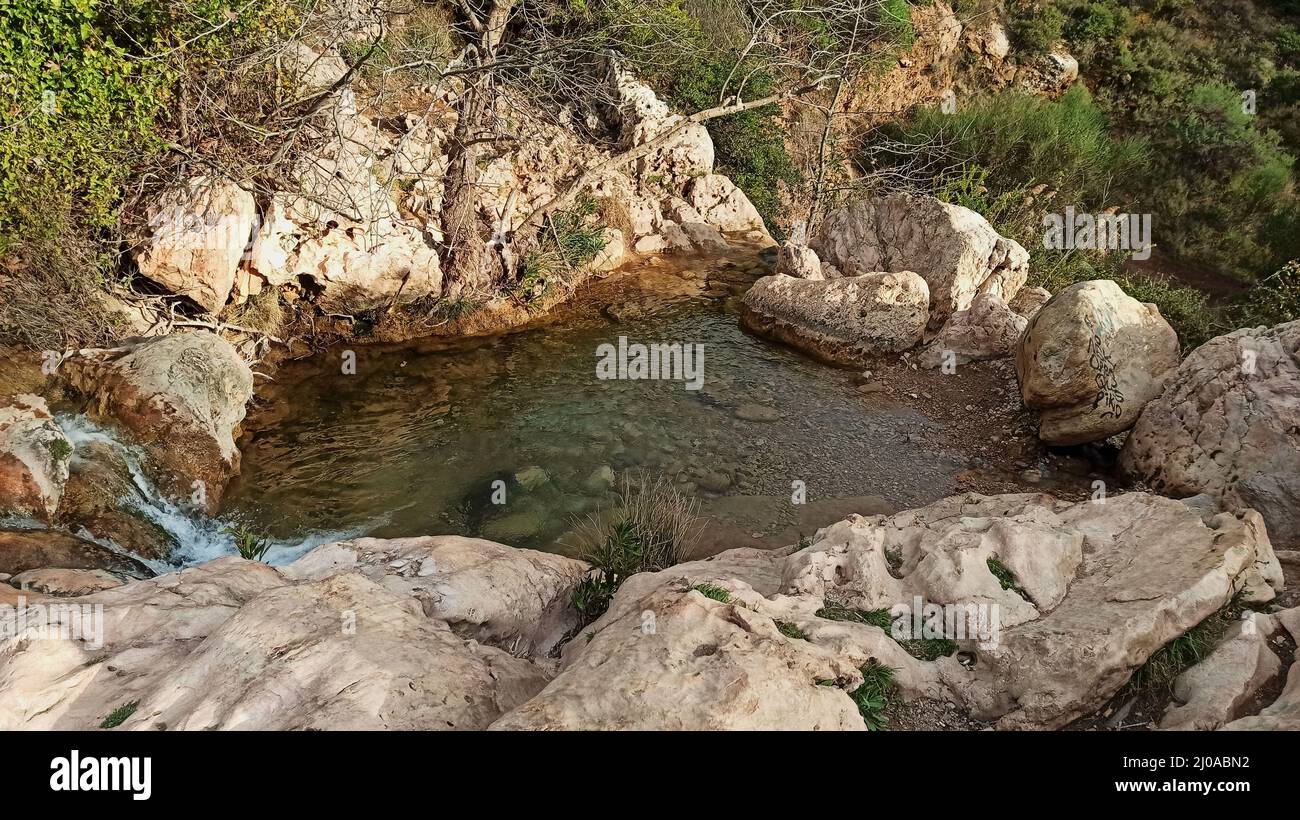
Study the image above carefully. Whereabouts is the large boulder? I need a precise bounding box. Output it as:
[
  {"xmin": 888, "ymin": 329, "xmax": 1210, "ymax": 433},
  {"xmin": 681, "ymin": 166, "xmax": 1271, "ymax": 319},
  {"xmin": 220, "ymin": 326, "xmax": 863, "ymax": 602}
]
[
  {"xmin": 58, "ymin": 333, "xmax": 254, "ymax": 512},
  {"xmin": 492, "ymin": 568, "xmax": 871, "ymax": 731},
  {"xmin": 1016, "ymin": 280, "xmax": 1180, "ymax": 445},
  {"xmin": 0, "ymin": 558, "xmax": 546, "ymax": 730},
  {"xmin": 1121, "ymin": 321, "xmax": 1300, "ymax": 549},
  {"xmin": 919, "ymin": 292, "xmax": 1027, "ymax": 368},
  {"xmin": 113, "ymin": 573, "xmax": 546, "ymax": 730},
  {"xmin": 808, "ymin": 193, "xmax": 1029, "ymax": 329},
  {"xmin": 783, "ymin": 492, "xmax": 1282, "ymax": 729},
  {"xmin": 685, "ymin": 174, "xmax": 770, "ymax": 239},
  {"xmin": 740, "ymin": 272, "xmax": 930, "ymax": 364},
  {"xmin": 284, "ymin": 535, "xmax": 588, "ymax": 658},
  {"xmin": 0, "ymin": 395, "xmax": 70, "ymax": 522},
  {"xmin": 134, "ymin": 177, "xmax": 257, "ymax": 313},
  {"xmin": 1159, "ymin": 612, "xmax": 1283, "ymax": 730}
]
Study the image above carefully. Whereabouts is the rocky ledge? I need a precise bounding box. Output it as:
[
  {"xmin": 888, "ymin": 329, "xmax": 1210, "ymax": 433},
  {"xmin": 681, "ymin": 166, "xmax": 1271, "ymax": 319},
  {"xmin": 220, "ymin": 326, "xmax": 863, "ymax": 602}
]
[{"xmin": 1, "ymin": 491, "xmax": 1291, "ymax": 731}]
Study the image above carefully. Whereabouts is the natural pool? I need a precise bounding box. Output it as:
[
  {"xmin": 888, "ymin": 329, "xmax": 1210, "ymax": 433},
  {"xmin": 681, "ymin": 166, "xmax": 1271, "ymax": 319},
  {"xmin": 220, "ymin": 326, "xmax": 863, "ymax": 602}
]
[{"xmin": 79, "ymin": 253, "xmax": 1093, "ymax": 568}]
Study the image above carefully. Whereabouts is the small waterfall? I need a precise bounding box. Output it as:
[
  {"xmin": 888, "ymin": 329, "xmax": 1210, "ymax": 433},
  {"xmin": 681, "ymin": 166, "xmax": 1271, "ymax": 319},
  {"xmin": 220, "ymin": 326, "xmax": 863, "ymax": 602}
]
[{"xmin": 53, "ymin": 414, "xmax": 362, "ymax": 570}]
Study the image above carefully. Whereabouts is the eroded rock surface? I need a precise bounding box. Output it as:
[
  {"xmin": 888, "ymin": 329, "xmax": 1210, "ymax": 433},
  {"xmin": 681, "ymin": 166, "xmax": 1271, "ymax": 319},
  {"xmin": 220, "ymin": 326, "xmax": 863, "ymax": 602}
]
[
  {"xmin": 740, "ymin": 271, "xmax": 930, "ymax": 363},
  {"xmin": 1017, "ymin": 280, "xmax": 1180, "ymax": 445},
  {"xmin": 1121, "ymin": 320, "xmax": 1300, "ymax": 549},
  {"xmin": 0, "ymin": 394, "xmax": 70, "ymax": 521}
]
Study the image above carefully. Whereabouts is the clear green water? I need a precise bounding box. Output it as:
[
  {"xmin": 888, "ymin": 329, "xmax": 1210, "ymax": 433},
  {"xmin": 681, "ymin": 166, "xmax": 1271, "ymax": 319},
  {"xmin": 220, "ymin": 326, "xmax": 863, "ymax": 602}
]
[{"xmin": 220, "ymin": 258, "xmax": 983, "ymax": 558}]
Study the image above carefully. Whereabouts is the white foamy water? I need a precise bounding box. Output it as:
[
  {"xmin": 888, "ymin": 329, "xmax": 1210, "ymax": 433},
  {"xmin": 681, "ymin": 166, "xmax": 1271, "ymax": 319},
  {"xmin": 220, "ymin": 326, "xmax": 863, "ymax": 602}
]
[{"xmin": 53, "ymin": 414, "xmax": 367, "ymax": 569}]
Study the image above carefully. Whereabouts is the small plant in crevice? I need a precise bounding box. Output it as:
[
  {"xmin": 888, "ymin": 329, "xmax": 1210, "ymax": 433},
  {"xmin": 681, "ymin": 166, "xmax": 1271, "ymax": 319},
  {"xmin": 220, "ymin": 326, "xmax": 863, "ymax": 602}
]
[
  {"xmin": 565, "ymin": 473, "xmax": 704, "ymax": 628},
  {"xmin": 692, "ymin": 583, "xmax": 732, "ymax": 603},
  {"xmin": 849, "ymin": 660, "xmax": 898, "ymax": 731},
  {"xmin": 47, "ymin": 438, "xmax": 73, "ymax": 462},
  {"xmin": 223, "ymin": 523, "xmax": 273, "ymax": 562},
  {"xmin": 1129, "ymin": 592, "xmax": 1252, "ymax": 696},
  {"xmin": 775, "ymin": 620, "xmax": 808, "ymax": 640},
  {"xmin": 100, "ymin": 700, "xmax": 139, "ymax": 729},
  {"xmin": 987, "ymin": 556, "xmax": 1030, "ymax": 601},
  {"xmin": 816, "ymin": 600, "xmax": 957, "ymax": 661}
]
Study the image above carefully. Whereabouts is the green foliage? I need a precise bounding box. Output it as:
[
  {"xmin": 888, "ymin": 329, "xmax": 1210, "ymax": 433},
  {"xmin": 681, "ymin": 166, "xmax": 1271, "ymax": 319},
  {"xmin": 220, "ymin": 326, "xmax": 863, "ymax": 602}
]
[
  {"xmin": 987, "ymin": 557, "xmax": 1029, "ymax": 600},
  {"xmin": 223, "ymin": 523, "xmax": 273, "ymax": 562},
  {"xmin": 667, "ymin": 58, "xmax": 799, "ymax": 235},
  {"xmin": 99, "ymin": 700, "xmax": 139, "ymax": 729},
  {"xmin": 775, "ymin": 619, "xmax": 808, "ymax": 640},
  {"xmin": 568, "ymin": 475, "xmax": 702, "ymax": 623},
  {"xmin": 1010, "ymin": 3, "xmax": 1066, "ymax": 54},
  {"xmin": 1232, "ymin": 260, "xmax": 1300, "ymax": 329},
  {"xmin": 47, "ymin": 438, "xmax": 73, "ymax": 462},
  {"xmin": 693, "ymin": 583, "xmax": 733, "ymax": 603},
  {"xmin": 518, "ymin": 195, "xmax": 609, "ymax": 302},
  {"xmin": 1131, "ymin": 595, "xmax": 1249, "ymax": 695},
  {"xmin": 849, "ymin": 660, "xmax": 897, "ymax": 730},
  {"xmin": 815, "ymin": 601, "xmax": 956, "ymax": 661}
]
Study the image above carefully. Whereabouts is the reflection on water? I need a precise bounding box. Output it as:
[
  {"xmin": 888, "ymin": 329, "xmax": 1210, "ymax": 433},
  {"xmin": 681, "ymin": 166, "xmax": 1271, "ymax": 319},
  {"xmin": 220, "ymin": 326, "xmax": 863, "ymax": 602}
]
[{"xmin": 223, "ymin": 258, "xmax": 971, "ymax": 555}]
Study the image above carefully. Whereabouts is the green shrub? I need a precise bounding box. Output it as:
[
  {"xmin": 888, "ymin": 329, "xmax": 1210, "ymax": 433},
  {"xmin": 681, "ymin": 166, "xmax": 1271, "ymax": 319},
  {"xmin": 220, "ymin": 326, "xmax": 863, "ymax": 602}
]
[
  {"xmin": 1232, "ymin": 260, "xmax": 1300, "ymax": 329},
  {"xmin": 100, "ymin": 700, "xmax": 139, "ymax": 729},
  {"xmin": 693, "ymin": 583, "xmax": 733, "ymax": 603},
  {"xmin": 1011, "ymin": 3, "xmax": 1066, "ymax": 54},
  {"xmin": 567, "ymin": 474, "xmax": 703, "ymax": 622},
  {"xmin": 667, "ymin": 58, "xmax": 800, "ymax": 236},
  {"xmin": 223, "ymin": 523, "xmax": 273, "ymax": 562},
  {"xmin": 849, "ymin": 660, "xmax": 897, "ymax": 730}
]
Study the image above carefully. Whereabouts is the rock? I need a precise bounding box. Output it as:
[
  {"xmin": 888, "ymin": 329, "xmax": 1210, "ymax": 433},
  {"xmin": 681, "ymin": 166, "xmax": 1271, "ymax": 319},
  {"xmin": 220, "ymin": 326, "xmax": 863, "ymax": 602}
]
[
  {"xmin": 808, "ymin": 193, "xmax": 1029, "ymax": 329},
  {"xmin": 783, "ymin": 492, "xmax": 1282, "ymax": 729},
  {"xmin": 58, "ymin": 333, "xmax": 254, "ymax": 512},
  {"xmin": 492, "ymin": 576, "xmax": 868, "ymax": 730},
  {"xmin": 288, "ymin": 219, "xmax": 443, "ymax": 312},
  {"xmin": 280, "ymin": 41, "xmax": 349, "ymax": 92},
  {"xmin": 1009, "ymin": 285, "xmax": 1052, "ymax": 320},
  {"xmin": 283, "ymin": 535, "xmax": 588, "ymax": 658},
  {"xmin": 514, "ymin": 465, "xmax": 550, "ymax": 491},
  {"xmin": 775, "ymin": 240, "xmax": 824, "ymax": 280},
  {"xmin": 582, "ymin": 465, "xmax": 616, "ymax": 493},
  {"xmin": 919, "ymin": 292, "xmax": 1027, "ymax": 368},
  {"xmin": 0, "ymin": 528, "xmax": 153, "ymax": 579},
  {"xmin": 679, "ymin": 221, "xmax": 729, "ymax": 253},
  {"xmin": 733, "ymin": 403, "xmax": 782, "ymax": 423},
  {"xmin": 1159, "ymin": 612, "xmax": 1282, "ymax": 730},
  {"xmin": 0, "ymin": 558, "xmax": 546, "ymax": 730},
  {"xmin": 1016, "ymin": 280, "xmax": 1180, "ymax": 445},
  {"xmin": 740, "ymin": 272, "xmax": 930, "ymax": 363},
  {"xmin": 1121, "ymin": 321, "xmax": 1300, "ymax": 549},
  {"xmin": 633, "ymin": 234, "xmax": 667, "ymax": 254},
  {"xmin": 1017, "ymin": 50, "xmax": 1080, "ymax": 96},
  {"xmin": 0, "ymin": 557, "xmax": 283, "ymax": 729},
  {"xmin": 1222, "ymin": 608, "xmax": 1300, "ymax": 731},
  {"xmin": 589, "ymin": 229, "xmax": 625, "ymax": 272},
  {"xmin": 120, "ymin": 574, "xmax": 547, "ymax": 730},
  {"xmin": 614, "ymin": 69, "xmax": 714, "ymax": 186},
  {"xmin": 134, "ymin": 177, "xmax": 257, "ymax": 313},
  {"xmin": 0, "ymin": 394, "xmax": 70, "ymax": 521},
  {"xmin": 685, "ymin": 174, "xmax": 770, "ymax": 238},
  {"xmin": 54, "ymin": 439, "xmax": 178, "ymax": 560},
  {"xmin": 8, "ymin": 567, "xmax": 126, "ymax": 596}
]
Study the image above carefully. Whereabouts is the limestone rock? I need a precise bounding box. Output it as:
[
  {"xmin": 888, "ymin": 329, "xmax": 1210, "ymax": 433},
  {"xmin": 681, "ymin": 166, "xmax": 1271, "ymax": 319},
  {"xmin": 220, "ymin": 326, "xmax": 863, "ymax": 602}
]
[
  {"xmin": 284, "ymin": 535, "xmax": 588, "ymax": 658},
  {"xmin": 1009, "ymin": 285, "xmax": 1052, "ymax": 320},
  {"xmin": 1016, "ymin": 280, "xmax": 1180, "ymax": 445},
  {"xmin": 809, "ymin": 193, "xmax": 1028, "ymax": 328},
  {"xmin": 919, "ymin": 292, "xmax": 1027, "ymax": 368},
  {"xmin": 118, "ymin": 573, "xmax": 547, "ymax": 730},
  {"xmin": 1160, "ymin": 612, "xmax": 1282, "ymax": 730},
  {"xmin": 782, "ymin": 492, "xmax": 1281, "ymax": 729},
  {"xmin": 1121, "ymin": 320, "xmax": 1300, "ymax": 549},
  {"xmin": 54, "ymin": 439, "xmax": 178, "ymax": 560},
  {"xmin": 58, "ymin": 333, "xmax": 254, "ymax": 512},
  {"xmin": 685, "ymin": 174, "xmax": 770, "ymax": 238},
  {"xmin": 740, "ymin": 272, "xmax": 930, "ymax": 364},
  {"xmin": 8, "ymin": 567, "xmax": 126, "ymax": 597},
  {"xmin": 493, "ymin": 576, "xmax": 868, "ymax": 731},
  {"xmin": 1017, "ymin": 50, "xmax": 1080, "ymax": 96},
  {"xmin": 0, "ymin": 528, "xmax": 152, "ymax": 579},
  {"xmin": 134, "ymin": 177, "xmax": 257, "ymax": 313},
  {"xmin": 0, "ymin": 394, "xmax": 70, "ymax": 521}
]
